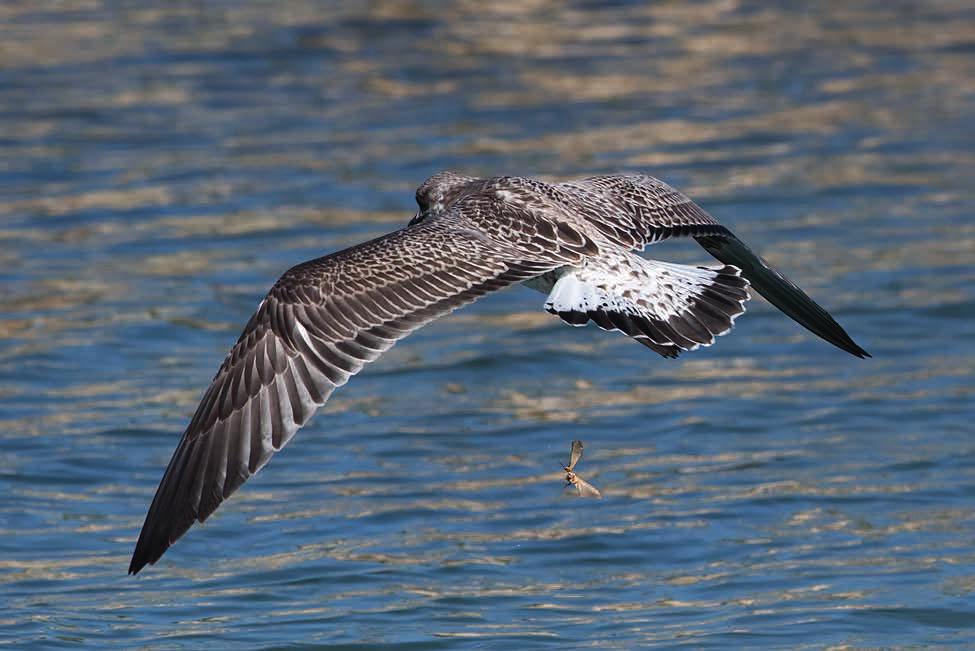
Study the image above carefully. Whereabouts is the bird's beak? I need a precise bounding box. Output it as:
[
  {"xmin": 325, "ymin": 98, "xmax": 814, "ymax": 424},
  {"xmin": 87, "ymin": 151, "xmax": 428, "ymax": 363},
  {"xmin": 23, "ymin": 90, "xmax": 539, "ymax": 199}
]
[{"xmin": 408, "ymin": 209, "xmax": 423, "ymax": 226}]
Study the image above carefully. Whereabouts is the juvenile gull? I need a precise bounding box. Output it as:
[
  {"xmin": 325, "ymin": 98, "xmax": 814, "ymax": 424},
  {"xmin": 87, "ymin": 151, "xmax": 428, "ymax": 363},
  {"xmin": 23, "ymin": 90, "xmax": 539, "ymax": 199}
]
[{"xmin": 129, "ymin": 171, "xmax": 869, "ymax": 574}]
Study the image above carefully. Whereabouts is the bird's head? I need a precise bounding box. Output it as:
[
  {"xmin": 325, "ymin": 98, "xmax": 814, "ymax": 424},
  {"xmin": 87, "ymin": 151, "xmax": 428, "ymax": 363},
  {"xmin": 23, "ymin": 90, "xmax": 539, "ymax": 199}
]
[{"xmin": 410, "ymin": 170, "xmax": 478, "ymax": 225}]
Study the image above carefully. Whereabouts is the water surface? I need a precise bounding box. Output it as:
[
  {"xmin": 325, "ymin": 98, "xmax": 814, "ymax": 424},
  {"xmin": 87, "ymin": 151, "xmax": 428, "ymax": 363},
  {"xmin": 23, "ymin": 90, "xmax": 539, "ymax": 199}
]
[{"xmin": 2, "ymin": 1, "xmax": 974, "ymax": 648}]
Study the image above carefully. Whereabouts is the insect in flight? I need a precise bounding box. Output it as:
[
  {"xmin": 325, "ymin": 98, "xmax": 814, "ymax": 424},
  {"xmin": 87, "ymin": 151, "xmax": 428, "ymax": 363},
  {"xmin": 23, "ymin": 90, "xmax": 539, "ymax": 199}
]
[{"xmin": 562, "ymin": 440, "xmax": 602, "ymax": 498}]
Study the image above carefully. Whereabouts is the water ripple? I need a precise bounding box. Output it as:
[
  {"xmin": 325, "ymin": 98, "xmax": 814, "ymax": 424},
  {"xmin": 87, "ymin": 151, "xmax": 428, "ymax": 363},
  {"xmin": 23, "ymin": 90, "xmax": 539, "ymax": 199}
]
[{"xmin": 1, "ymin": 0, "xmax": 974, "ymax": 648}]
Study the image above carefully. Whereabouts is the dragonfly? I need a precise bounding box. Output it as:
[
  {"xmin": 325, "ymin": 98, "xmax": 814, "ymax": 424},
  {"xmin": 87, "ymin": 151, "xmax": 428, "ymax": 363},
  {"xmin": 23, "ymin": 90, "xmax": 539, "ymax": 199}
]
[{"xmin": 562, "ymin": 440, "xmax": 602, "ymax": 498}]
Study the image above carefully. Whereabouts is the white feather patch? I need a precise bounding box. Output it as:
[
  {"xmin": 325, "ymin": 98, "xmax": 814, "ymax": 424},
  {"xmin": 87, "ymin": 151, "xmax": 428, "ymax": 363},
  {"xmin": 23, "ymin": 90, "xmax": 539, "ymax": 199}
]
[{"xmin": 544, "ymin": 253, "xmax": 729, "ymax": 320}]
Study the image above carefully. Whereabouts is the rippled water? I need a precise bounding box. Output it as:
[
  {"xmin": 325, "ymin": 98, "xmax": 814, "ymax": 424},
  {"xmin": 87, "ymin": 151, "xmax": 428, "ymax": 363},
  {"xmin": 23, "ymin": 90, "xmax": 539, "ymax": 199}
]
[{"xmin": 2, "ymin": 1, "xmax": 974, "ymax": 648}]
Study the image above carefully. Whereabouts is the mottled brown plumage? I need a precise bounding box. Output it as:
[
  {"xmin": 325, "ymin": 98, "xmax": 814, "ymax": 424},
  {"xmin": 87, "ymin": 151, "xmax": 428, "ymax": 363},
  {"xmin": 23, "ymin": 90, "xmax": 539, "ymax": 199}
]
[{"xmin": 130, "ymin": 171, "xmax": 867, "ymax": 574}]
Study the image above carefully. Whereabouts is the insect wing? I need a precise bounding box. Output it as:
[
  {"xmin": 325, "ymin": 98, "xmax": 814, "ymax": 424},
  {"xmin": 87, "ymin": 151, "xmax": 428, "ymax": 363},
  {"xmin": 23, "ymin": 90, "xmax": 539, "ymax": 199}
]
[
  {"xmin": 573, "ymin": 474, "xmax": 602, "ymax": 499},
  {"xmin": 567, "ymin": 440, "xmax": 584, "ymax": 471}
]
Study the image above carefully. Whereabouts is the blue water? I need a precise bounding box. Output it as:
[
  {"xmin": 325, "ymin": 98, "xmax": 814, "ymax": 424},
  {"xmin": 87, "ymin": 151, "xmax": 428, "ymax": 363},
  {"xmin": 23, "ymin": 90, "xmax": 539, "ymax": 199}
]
[{"xmin": 2, "ymin": 1, "xmax": 974, "ymax": 648}]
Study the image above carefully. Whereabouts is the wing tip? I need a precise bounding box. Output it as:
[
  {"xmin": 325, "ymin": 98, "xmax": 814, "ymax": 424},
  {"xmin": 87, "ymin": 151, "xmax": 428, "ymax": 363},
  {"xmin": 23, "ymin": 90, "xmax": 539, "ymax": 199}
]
[
  {"xmin": 128, "ymin": 544, "xmax": 159, "ymax": 576},
  {"xmin": 129, "ymin": 491, "xmax": 197, "ymax": 575},
  {"xmin": 800, "ymin": 320, "xmax": 870, "ymax": 359},
  {"xmin": 128, "ymin": 524, "xmax": 170, "ymax": 575},
  {"xmin": 839, "ymin": 338, "xmax": 871, "ymax": 359},
  {"xmin": 696, "ymin": 234, "xmax": 870, "ymax": 360},
  {"xmin": 815, "ymin": 316, "xmax": 871, "ymax": 359},
  {"xmin": 128, "ymin": 558, "xmax": 148, "ymax": 576}
]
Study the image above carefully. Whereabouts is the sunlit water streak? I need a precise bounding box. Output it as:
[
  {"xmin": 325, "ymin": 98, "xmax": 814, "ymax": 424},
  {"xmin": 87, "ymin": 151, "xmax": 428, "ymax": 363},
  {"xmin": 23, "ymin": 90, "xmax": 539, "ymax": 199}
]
[{"xmin": 1, "ymin": 1, "xmax": 974, "ymax": 648}]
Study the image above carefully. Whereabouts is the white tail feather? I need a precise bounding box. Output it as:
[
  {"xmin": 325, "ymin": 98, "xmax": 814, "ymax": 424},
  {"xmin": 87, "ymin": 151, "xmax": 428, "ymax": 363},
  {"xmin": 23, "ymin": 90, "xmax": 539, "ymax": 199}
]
[{"xmin": 541, "ymin": 252, "xmax": 750, "ymax": 355}]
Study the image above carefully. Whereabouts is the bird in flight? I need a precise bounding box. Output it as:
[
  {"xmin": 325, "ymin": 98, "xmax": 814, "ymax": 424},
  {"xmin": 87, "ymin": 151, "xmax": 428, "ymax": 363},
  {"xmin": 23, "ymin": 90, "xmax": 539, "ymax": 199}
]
[
  {"xmin": 562, "ymin": 440, "xmax": 601, "ymax": 498},
  {"xmin": 129, "ymin": 171, "xmax": 868, "ymax": 574}
]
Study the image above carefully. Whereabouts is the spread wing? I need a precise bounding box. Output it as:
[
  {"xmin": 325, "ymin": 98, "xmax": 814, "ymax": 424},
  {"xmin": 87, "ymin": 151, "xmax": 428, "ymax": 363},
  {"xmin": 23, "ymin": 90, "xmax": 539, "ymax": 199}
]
[
  {"xmin": 571, "ymin": 474, "xmax": 602, "ymax": 499},
  {"xmin": 558, "ymin": 175, "xmax": 869, "ymax": 358},
  {"xmin": 568, "ymin": 440, "xmax": 584, "ymax": 471},
  {"xmin": 130, "ymin": 219, "xmax": 558, "ymax": 574}
]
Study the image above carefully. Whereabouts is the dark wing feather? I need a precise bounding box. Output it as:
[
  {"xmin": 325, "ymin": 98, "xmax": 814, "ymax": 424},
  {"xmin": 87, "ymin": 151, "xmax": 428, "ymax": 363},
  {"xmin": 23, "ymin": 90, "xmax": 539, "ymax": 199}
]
[
  {"xmin": 558, "ymin": 174, "xmax": 869, "ymax": 358},
  {"xmin": 572, "ymin": 474, "xmax": 602, "ymax": 498},
  {"xmin": 695, "ymin": 235, "xmax": 870, "ymax": 358},
  {"xmin": 130, "ymin": 220, "xmax": 556, "ymax": 574}
]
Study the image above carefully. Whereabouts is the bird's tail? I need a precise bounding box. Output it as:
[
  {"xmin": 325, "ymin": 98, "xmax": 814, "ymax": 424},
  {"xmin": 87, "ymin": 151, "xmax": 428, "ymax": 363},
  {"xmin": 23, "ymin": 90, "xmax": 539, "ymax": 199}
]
[
  {"xmin": 544, "ymin": 253, "xmax": 750, "ymax": 358},
  {"xmin": 696, "ymin": 235, "xmax": 870, "ymax": 358}
]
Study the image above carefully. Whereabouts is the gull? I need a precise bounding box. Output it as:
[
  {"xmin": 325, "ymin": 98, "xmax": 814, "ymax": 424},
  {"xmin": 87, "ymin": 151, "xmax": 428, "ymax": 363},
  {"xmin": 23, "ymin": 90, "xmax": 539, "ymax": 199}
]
[
  {"xmin": 562, "ymin": 440, "xmax": 601, "ymax": 498},
  {"xmin": 129, "ymin": 171, "xmax": 868, "ymax": 574}
]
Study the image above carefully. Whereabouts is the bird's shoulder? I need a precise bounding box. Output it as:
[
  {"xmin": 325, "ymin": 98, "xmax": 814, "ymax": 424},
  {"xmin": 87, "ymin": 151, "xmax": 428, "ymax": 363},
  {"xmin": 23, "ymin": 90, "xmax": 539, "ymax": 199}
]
[{"xmin": 436, "ymin": 175, "xmax": 601, "ymax": 261}]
